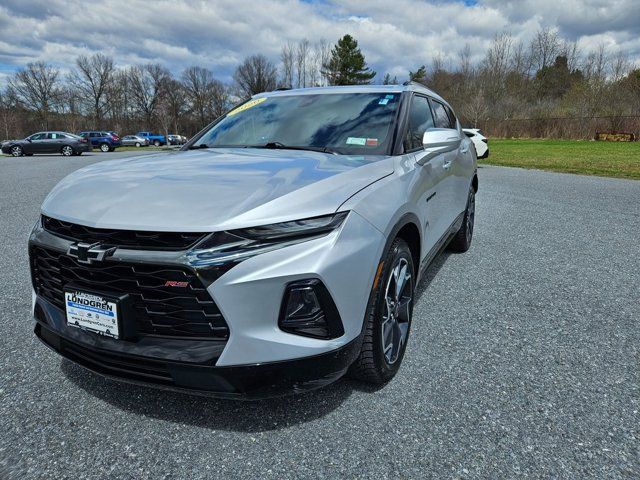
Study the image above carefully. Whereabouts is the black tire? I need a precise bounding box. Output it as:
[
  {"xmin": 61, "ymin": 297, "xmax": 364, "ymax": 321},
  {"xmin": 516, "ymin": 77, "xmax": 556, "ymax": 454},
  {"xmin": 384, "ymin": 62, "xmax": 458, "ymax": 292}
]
[
  {"xmin": 448, "ymin": 187, "xmax": 476, "ymax": 253},
  {"xmin": 100, "ymin": 143, "xmax": 110, "ymax": 152},
  {"xmin": 25, "ymin": 153, "xmax": 33, "ymax": 156},
  {"xmin": 153, "ymin": 140, "xmax": 161, "ymax": 147},
  {"xmin": 349, "ymin": 238, "xmax": 415, "ymax": 384},
  {"xmin": 10, "ymin": 145, "xmax": 23, "ymax": 157}
]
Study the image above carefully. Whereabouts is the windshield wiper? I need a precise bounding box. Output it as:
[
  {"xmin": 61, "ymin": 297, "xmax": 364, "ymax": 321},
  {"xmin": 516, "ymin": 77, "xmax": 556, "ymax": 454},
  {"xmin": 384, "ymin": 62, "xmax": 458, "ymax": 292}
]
[
  {"xmin": 187, "ymin": 143, "xmax": 209, "ymax": 150},
  {"xmin": 258, "ymin": 142, "xmax": 338, "ymax": 154}
]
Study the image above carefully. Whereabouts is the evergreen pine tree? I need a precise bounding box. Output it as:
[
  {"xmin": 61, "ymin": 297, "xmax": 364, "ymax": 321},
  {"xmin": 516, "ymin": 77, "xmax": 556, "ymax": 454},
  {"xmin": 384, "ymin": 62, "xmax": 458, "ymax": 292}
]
[{"xmin": 322, "ymin": 35, "xmax": 376, "ymax": 85}]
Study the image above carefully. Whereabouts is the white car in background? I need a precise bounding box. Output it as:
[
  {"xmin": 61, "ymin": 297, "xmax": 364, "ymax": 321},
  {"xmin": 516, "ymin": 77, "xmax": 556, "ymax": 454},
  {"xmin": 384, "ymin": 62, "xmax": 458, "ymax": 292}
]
[{"xmin": 463, "ymin": 128, "xmax": 488, "ymax": 159}]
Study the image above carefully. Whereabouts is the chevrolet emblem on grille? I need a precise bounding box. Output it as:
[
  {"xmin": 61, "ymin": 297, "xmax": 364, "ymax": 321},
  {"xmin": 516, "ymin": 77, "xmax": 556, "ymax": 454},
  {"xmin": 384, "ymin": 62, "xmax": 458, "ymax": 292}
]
[{"xmin": 67, "ymin": 242, "xmax": 116, "ymax": 264}]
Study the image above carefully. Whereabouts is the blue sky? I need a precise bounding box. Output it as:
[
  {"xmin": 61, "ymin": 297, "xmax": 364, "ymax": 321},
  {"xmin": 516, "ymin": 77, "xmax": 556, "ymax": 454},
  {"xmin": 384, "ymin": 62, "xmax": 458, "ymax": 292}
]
[{"xmin": 0, "ymin": 0, "xmax": 638, "ymax": 84}]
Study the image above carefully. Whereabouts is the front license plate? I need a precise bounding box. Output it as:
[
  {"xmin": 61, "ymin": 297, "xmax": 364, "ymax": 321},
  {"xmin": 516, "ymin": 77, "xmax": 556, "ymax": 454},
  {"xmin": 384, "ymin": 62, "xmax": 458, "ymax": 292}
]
[{"xmin": 65, "ymin": 290, "xmax": 119, "ymax": 339}]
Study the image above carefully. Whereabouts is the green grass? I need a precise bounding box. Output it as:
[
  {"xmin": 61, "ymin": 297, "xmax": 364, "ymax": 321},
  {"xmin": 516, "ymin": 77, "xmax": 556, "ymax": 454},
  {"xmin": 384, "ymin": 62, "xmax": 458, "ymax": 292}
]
[{"xmin": 485, "ymin": 139, "xmax": 640, "ymax": 180}]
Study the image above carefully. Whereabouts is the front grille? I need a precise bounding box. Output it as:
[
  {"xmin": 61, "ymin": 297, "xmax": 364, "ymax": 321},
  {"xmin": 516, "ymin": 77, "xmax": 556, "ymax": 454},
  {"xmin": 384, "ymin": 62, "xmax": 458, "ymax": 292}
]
[
  {"xmin": 42, "ymin": 216, "xmax": 207, "ymax": 251},
  {"xmin": 30, "ymin": 246, "xmax": 229, "ymax": 340}
]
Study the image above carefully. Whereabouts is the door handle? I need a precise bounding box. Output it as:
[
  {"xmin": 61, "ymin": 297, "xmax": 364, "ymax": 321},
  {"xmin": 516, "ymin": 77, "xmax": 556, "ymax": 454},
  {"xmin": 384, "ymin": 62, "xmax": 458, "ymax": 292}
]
[{"xmin": 443, "ymin": 160, "xmax": 452, "ymax": 170}]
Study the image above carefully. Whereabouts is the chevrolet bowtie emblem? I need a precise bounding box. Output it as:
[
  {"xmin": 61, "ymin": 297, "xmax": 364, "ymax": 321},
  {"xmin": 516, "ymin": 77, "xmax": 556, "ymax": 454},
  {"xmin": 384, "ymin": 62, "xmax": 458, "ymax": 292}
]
[{"xmin": 67, "ymin": 242, "xmax": 116, "ymax": 264}]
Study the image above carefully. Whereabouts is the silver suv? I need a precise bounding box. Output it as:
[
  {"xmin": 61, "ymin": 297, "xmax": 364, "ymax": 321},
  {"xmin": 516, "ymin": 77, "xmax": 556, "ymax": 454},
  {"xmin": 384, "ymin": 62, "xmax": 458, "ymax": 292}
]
[{"xmin": 29, "ymin": 83, "xmax": 477, "ymax": 398}]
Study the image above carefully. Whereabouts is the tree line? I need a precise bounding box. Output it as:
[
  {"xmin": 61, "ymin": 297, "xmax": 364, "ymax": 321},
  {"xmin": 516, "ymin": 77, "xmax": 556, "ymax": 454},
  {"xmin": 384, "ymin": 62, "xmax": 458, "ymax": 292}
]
[{"xmin": 1, "ymin": 30, "xmax": 638, "ymax": 141}]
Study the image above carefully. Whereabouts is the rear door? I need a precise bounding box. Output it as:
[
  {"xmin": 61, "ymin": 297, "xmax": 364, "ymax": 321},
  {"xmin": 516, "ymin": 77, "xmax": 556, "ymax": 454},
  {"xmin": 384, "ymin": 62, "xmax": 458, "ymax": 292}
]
[
  {"xmin": 404, "ymin": 94, "xmax": 450, "ymax": 251},
  {"xmin": 429, "ymin": 99, "xmax": 465, "ymax": 224}
]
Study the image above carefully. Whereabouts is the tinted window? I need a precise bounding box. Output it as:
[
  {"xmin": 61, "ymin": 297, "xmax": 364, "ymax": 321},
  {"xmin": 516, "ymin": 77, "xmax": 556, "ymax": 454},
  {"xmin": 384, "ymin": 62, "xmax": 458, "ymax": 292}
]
[
  {"xmin": 90, "ymin": 132, "xmax": 100, "ymax": 137},
  {"xmin": 444, "ymin": 105, "xmax": 457, "ymax": 128},
  {"xmin": 403, "ymin": 95, "xmax": 435, "ymax": 151},
  {"xmin": 431, "ymin": 100, "xmax": 455, "ymax": 129},
  {"xmin": 193, "ymin": 93, "xmax": 401, "ymax": 155},
  {"xmin": 29, "ymin": 133, "xmax": 45, "ymax": 140}
]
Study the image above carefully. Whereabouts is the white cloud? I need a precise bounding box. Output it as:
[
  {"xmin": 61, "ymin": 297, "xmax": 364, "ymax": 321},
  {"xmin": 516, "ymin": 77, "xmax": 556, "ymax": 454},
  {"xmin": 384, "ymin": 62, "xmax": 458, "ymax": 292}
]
[{"xmin": 0, "ymin": 0, "xmax": 638, "ymax": 85}]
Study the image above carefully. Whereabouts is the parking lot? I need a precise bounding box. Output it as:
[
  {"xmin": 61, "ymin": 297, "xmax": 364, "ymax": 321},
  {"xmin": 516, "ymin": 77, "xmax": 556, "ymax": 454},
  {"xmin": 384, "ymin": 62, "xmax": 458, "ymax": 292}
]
[{"xmin": 1, "ymin": 151, "xmax": 638, "ymax": 478}]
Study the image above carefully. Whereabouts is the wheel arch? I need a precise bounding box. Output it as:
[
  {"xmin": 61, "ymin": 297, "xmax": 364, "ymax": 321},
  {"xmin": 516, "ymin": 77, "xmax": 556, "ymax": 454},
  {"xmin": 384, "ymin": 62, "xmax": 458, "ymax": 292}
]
[
  {"xmin": 384, "ymin": 213, "xmax": 421, "ymax": 277},
  {"xmin": 472, "ymin": 173, "xmax": 478, "ymax": 192}
]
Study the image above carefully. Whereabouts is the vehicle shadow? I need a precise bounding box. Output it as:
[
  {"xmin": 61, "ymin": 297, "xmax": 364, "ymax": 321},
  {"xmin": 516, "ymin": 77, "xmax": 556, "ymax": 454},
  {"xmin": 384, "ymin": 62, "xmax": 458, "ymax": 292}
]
[
  {"xmin": 61, "ymin": 359, "xmax": 364, "ymax": 432},
  {"xmin": 414, "ymin": 250, "xmax": 451, "ymax": 301}
]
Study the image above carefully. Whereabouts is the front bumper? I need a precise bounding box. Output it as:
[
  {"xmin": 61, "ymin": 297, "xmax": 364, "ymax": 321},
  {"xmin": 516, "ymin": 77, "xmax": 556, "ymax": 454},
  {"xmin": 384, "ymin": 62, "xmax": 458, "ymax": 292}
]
[
  {"xmin": 35, "ymin": 321, "xmax": 361, "ymax": 398},
  {"xmin": 29, "ymin": 211, "xmax": 385, "ymax": 396}
]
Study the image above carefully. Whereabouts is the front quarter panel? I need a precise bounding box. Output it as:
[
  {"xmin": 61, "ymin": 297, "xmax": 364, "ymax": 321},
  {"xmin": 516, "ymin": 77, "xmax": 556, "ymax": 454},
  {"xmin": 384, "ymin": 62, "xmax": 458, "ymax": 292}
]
[{"xmin": 211, "ymin": 210, "xmax": 386, "ymax": 366}]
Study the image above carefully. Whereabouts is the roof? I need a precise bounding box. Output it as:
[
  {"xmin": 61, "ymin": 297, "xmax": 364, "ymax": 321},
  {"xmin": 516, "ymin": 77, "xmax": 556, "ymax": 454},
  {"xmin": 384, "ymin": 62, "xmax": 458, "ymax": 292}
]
[{"xmin": 256, "ymin": 82, "xmax": 446, "ymax": 104}]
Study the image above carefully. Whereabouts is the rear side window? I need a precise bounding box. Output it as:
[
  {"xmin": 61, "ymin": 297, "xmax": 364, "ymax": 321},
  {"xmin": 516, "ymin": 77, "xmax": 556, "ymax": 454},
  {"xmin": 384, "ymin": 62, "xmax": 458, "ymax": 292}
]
[
  {"xmin": 431, "ymin": 100, "xmax": 455, "ymax": 129},
  {"xmin": 404, "ymin": 95, "xmax": 435, "ymax": 152},
  {"xmin": 90, "ymin": 132, "xmax": 100, "ymax": 137}
]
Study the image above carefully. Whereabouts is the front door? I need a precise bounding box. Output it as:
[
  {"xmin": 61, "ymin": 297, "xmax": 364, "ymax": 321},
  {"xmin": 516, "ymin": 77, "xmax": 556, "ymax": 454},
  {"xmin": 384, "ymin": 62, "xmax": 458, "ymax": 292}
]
[{"xmin": 403, "ymin": 94, "xmax": 450, "ymax": 256}]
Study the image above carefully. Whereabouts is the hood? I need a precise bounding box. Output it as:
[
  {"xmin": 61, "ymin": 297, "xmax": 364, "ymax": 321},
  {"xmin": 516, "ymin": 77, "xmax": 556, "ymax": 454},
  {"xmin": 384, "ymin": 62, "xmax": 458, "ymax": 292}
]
[{"xmin": 42, "ymin": 148, "xmax": 394, "ymax": 231}]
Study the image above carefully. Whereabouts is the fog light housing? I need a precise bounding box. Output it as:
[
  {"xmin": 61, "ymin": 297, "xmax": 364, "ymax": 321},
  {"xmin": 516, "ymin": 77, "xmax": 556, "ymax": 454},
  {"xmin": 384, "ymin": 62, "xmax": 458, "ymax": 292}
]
[{"xmin": 279, "ymin": 279, "xmax": 344, "ymax": 339}]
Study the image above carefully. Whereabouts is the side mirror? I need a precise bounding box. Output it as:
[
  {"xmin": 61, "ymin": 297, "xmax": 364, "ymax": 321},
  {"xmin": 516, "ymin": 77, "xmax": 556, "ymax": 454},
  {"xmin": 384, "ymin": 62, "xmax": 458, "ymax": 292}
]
[
  {"xmin": 417, "ymin": 128, "xmax": 461, "ymax": 165},
  {"xmin": 26, "ymin": 137, "xmax": 32, "ymax": 142}
]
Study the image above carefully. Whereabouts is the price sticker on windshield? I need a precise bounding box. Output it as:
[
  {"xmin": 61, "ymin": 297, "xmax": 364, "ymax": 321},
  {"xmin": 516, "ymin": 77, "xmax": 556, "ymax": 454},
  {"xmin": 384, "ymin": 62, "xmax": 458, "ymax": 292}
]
[{"xmin": 227, "ymin": 97, "xmax": 267, "ymax": 116}]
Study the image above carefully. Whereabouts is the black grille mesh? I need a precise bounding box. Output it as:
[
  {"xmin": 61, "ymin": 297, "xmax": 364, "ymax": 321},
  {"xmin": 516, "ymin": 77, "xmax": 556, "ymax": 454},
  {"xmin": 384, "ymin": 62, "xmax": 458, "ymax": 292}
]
[
  {"xmin": 42, "ymin": 216, "xmax": 207, "ymax": 250},
  {"xmin": 30, "ymin": 246, "xmax": 229, "ymax": 340}
]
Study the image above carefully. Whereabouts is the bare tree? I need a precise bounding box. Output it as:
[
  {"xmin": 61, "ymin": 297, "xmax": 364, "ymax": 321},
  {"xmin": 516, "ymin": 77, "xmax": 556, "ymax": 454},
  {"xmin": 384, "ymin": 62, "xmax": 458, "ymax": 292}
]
[
  {"xmin": 8, "ymin": 61, "xmax": 60, "ymax": 129},
  {"xmin": 530, "ymin": 27, "xmax": 561, "ymax": 71},
  {"xmin": 295, "ymin": 39, "xmax": 310, "ymax": 87},
  {"xmin": 126, "ymin": 63, "xmax": 170, "ymax": 127},
  {"xmin": 0, "ymin": 86, "xmax": 21, "ymax": 140},
  {"xmin": 69, "ymin": 53, "xmax": 115, "ymax": 125},
  {"xmin": 280, "ymin": 42, "xmax": 295, "ymax": 88},
  {"xmin": 181, "ymin": 66, "xmax": 228, "ymax": 126},
  {"xmin": 233, "ymin": 54, "xmax": 277, "ymax": 98}
]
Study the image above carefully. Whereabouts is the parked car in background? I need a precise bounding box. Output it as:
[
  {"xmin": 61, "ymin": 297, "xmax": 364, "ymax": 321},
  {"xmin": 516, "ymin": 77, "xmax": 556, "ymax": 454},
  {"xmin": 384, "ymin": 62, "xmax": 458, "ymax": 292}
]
[
  {"xmin": 78, "ymin": 131, "xmax": 122, "ymax": 152},
  {"xmin": 2, "ymin": 131, "xmax": 91, "ymax": 157},
  {"xmin": 463, "ymin": 128, "xmax": 489, "ymax": 159},
  {"xmin": 121, "ymin": 135, "xmax": 150, "ymax": 147},
  {"xmin": 167, "ymin": 134, "xmax": 187, "ymax": 145},
  {"xmin": 136, "ymin": 131, "xmax": 166, "ymax": 146}
]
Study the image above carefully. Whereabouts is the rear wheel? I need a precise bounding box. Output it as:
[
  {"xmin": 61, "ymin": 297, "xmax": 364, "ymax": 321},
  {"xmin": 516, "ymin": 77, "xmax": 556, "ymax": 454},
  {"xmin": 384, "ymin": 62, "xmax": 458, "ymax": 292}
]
[
  {"xmin": 100, "ymin": 143, "xmax": 110, "ymax": 152},
  {"xmin": 10, "ymin": 145, "xmax": 23, "ymax": 157},
  {"xmin": 153, "ymin": 140, "xmax": 161, "ymax": 147},
  {"xmin": 448, "ymin": 187, "xmax": 475, "ymax": 253},
  {"xmin": 61, "ymin": 145, "xmax": 74, "ymax": 156},
  {"xmin": 349, "ymin": 238, "xmax": 414, "ymax": 384}
]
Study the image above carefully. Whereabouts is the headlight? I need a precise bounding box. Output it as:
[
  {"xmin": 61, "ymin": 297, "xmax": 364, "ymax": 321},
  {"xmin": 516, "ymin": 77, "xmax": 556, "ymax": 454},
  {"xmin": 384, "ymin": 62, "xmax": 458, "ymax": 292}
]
[{"xmin": 187, "ymin": 212, "xmax": 348, "ymax": 267}]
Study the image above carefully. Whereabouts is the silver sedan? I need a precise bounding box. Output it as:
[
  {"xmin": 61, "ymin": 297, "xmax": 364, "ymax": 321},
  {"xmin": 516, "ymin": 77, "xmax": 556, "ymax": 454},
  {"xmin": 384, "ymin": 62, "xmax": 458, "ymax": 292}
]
[{"xmin": 121, "ymin": 135, "xmax": 149, "ymax": 147}]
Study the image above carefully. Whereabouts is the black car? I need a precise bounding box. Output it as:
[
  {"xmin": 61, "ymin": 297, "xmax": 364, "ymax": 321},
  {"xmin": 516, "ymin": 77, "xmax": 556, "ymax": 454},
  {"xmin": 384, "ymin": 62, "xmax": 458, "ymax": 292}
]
[{"xmin": 1, "ymin": 131, "xmax": 91, "ymax": 157}]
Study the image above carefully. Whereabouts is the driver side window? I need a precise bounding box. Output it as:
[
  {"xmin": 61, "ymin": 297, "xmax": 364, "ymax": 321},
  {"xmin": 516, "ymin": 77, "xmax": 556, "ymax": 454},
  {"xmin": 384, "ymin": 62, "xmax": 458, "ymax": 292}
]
[
  {"xmin": 30, "ymin": 133, "xmax": 44, "ymax": 140},
  {"xmin": 403, "ymin": 95, "xmax": 435, "ymax": 152}
]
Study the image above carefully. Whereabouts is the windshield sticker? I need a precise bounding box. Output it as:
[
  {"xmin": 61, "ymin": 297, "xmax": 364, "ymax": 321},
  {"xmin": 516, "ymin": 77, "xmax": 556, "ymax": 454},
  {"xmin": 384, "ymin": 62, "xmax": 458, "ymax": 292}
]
[
  {"xmin": 227, "ymin": 97, "xmax": 267, "ymax": 116},
  {"xmin": 366, "ymin": 138, "xmax": 378, "ymax": 146},
  {"xmin": 378, "ymin": 98, "xmax": 389, "ymax": 105},
  {"xmin": 346, "ymin": 137, "xmax": 367, "ymax": 146},
  {"xmin": 385, "ymin": 94, "xmax": 395, "ymax": 99}
]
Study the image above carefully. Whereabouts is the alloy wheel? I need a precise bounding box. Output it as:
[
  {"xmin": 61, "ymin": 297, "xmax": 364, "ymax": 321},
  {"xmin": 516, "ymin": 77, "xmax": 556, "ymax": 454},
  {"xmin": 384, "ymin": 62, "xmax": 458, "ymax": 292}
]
[
  {"xmin": 11, "ymin": 146, "xmax": 22, "ymax": 157},
  {"xmin": 100, "ymin": 144, "xmax": 109, "ymax": 152},
  {"xmin": 62, "ymin": 146, "xmax": 73, "ymax": 156},
  {"xmin": 381, "ymin": 257, "xmax": 413, "ymax": 365}
]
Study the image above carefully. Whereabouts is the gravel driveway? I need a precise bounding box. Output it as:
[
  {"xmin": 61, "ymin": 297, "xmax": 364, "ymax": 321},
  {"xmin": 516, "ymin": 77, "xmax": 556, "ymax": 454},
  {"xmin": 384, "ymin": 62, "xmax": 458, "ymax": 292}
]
[{"xmin": 1, "ymin": 152, "xmax": 638, "ymax": 479}]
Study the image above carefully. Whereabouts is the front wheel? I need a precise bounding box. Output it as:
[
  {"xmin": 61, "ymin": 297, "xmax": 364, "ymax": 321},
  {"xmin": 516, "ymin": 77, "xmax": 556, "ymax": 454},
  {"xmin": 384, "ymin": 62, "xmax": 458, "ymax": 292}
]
[
  {"xmin": 349, "ymin": 238, "xmax": 415, "ymax": 384},
  {"xmin": 10, "ymin": 145, "xmax": 23, "ymax": 157},
  {"xmin": 448, "ymin": 187, "xmax": 475, "ymax": 253},
  {"xmin": 135, "ymin": 142, "xmax": 141, "ymax": 148}
]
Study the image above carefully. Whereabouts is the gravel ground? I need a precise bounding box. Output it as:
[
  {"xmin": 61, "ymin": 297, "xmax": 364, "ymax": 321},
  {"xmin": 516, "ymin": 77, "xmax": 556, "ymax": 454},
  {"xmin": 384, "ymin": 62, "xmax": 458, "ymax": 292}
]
[{"xmin": 1, "ymin": 152, "xmax": 638, "ymax": 479}]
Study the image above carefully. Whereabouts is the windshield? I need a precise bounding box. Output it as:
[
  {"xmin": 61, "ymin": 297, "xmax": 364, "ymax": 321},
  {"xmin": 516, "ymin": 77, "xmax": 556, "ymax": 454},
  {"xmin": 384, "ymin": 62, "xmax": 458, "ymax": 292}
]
[{"xmin": 191, "ymin": 92, "xmax": 401, "ymax": 155}]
